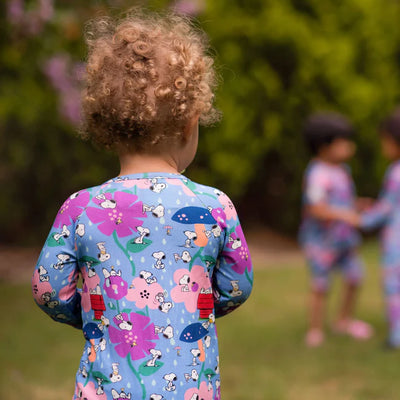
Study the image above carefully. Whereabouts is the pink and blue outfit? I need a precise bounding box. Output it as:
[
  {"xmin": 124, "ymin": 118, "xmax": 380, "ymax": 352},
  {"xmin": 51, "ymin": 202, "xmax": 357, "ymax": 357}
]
[
  {"xmin": 361, "ymin": 160, "xmax": 400, "ymax": 346},
  {"xmin": 32, "ymin": 172, "xmax": 253, "ymax": 400},
  {"xmin": 299, "ymin": 160, "xmax": 363, "ymax": 292}
]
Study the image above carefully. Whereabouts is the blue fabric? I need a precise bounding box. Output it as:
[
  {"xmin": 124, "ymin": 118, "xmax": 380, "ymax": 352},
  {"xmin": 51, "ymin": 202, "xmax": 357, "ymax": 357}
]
[{"xmin": 32, "ymin": 172, "xmax": 253, "ymax": 400}]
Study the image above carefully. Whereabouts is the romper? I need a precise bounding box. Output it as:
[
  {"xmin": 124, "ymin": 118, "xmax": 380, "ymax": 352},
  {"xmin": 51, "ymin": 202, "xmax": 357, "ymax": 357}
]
[
  {"xmin": 32, "ymin": 172, "xmax": 253, "ymax": 400},
  {"xmin": 299, "ymin": 160, "xmax": 363, "ymax": 291}
]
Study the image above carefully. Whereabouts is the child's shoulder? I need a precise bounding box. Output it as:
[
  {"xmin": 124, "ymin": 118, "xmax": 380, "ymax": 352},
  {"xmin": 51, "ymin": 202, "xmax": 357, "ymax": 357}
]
[
  {"xmin": 386, "ymin": 160, "xmax": 400, "ymax": 181},
  {"xmin": 180, "ymin": 177, "xmax": 234, "ymax": 209}
]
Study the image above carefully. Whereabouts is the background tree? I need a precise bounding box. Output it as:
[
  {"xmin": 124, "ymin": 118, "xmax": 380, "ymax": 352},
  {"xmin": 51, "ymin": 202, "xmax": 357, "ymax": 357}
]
[{"xmin": 2, "ymin": 0, "xmax": 400, "ymax": 244}]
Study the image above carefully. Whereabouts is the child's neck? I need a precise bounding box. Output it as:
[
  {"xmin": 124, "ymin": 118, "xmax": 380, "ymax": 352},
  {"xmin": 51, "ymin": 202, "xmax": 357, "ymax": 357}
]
[
  {"xmin": 118, "ymin": 152, "xmax": 180, "ymax": 176},
  {"xmin": 315, "ymin": 155, "xmax": 342, "ymax": 166}
]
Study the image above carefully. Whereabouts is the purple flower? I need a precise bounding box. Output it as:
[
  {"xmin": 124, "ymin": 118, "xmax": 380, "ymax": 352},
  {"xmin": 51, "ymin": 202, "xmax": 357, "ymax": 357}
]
[
  {"xmin": 43, "ymin": 54, "xmax": 84, "ymax": 125},
  {"xmin": 86, "ymin": 191, "xmax": 146, "ymax": 237},
  {"xmin": 104, "ymin": 274, "xmax": 128, "ymax": 300},
  {"xmin": 172, "ymin": 0, "xmax": 205, "ymax": 16},
  {"xmin": 109, "ymin": 312, "xmax": 159, "ymax": 360},
  {"xmin": 53, "ymin": 190, "xmax": 90, "ymax": 228},
  {"xmin": 7, "ymin": 0, "xmax": 24, "ymax": 25},
  {"xmin": 222, "ymin": 224, "xmax": 252, "ymax": 274}
]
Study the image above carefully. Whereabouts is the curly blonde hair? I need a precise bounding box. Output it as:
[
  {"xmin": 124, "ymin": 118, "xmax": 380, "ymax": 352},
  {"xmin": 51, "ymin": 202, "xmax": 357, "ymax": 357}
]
[{"xmin": 80, "ymin": 9, "xmax": 219, "ymax": 151}]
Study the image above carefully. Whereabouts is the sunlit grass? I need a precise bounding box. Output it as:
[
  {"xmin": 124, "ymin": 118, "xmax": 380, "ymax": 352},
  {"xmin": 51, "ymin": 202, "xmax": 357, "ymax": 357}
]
[{"xmin": 2, "ymin": 241, "xmax": 398, "ymax": 400}]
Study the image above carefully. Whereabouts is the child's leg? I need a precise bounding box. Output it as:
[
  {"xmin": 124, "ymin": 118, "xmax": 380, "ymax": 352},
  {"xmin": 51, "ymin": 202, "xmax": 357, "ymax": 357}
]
[
  {"xmin": 304, "ymin": 245, "xmax": 332, "ymax": 346},
  {"xmin": 336, "ymin": 280, "xmax": 359, "ymax": 323},
  {"xmin": 333, "ymin": 250, "xmax": 373, "ymax": 339},
  {"xmin": 383, "ymin": 266, "xmax": 400, "ymax": 347},
  {"xmin": 309, "ymin": 289, "xmax": 326, "ymax": 329}
]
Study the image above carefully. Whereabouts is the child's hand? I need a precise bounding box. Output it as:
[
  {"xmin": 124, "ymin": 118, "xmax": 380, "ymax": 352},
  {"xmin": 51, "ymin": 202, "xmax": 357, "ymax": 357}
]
[
  {"xmin": 355, "ymin": 197, "xmax": 375, "ymax": 212},
  {"xmin": 337, "ymin": 210, "xmax": 361, "ymax": 227}
]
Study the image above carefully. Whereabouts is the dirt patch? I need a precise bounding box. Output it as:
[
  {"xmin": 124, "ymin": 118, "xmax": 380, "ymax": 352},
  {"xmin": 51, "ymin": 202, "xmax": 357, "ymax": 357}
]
[{"xmin": 0, "ymin": 229, "xmax": 302, "ymax": 283}]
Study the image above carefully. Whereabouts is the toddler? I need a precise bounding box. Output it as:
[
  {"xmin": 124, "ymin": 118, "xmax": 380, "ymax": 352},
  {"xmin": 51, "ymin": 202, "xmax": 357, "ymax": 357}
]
[
  {"xmin": 32, "ymin": 9, "xmax": 253, "ymax": 399},
  {"xmin": 299, "ymin": 112, "xmax": 373, "ymax": 347},
  {"xmin": 359, "ymin": 107, "xmax": 400, "ymax": 348}
]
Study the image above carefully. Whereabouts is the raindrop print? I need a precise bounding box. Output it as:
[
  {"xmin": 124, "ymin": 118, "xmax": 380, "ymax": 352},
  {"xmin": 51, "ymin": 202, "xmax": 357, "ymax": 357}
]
[
  {"xmin": 155, "ymin": 226, "xmax": 159, "ymax": 231},
  {"xmin": 152, "ymin": 379, "xmax": 156, "ymax": 386},
  {"xmin": 116, "ymin": 259, "xmax": 121, "ymax": 266},
  {"xmin": 176, "ymin": 199, "xmax": 181, "ymax": 205},
  {"xmin": 174, "ymin": 359, "xmax": 177, "ymax": 366},
  {"xmin": 160, "ymin": 217, "xmax": 165, "ymax": 224},
  {"xmin": 162, "ymin": 238, "xmax": 167, "ymax": 245},
  {"xmin": 141, "ymin": 256, "xmax": 145, "ymax": 263},
  {"xmin": 180, "ymin": 317, "xmax": 184, "ymax": 324},
  {"xmin": 89, "ymin": 235, "xmax": 92, "ymax": 240}
]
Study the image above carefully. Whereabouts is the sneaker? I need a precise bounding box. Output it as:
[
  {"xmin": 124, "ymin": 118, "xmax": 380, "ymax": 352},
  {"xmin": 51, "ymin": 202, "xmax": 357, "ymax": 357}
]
[{"xmin": 333, "ymin": 319, "xmax": 373, "ymax": 340}]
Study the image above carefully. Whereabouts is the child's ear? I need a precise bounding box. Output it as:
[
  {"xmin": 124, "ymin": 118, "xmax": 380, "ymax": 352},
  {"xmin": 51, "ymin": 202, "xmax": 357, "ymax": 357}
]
[{"xmin": 183, "ymin": 114, "xmax": 200, "ymax": 141}]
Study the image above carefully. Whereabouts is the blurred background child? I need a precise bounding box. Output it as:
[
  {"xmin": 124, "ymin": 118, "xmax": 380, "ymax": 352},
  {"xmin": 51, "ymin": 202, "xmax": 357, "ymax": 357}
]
[
  {"xmin": 31, "ymin": 9, "xmax": 253, "ymax": 399},
  {"xmin": 358, "ymin": 107, "xmax": 400, "ymax": 348},
  {"xmin": 299, "ymin": 112, "xmax": 373, "ymax": 347}
]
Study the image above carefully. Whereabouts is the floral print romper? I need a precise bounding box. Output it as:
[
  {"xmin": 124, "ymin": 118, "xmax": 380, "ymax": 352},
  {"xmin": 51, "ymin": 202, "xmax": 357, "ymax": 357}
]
[
  {"xmin": 298, "ymin": 160, "xmax": 363, "ymax": 291},
  {"xmin": 32, "ymin": 172, "xmax": 253, "ymax": 400},
  {"xmin": 361, "ymin": 161, "xmax": 400, "ymax": 345}
]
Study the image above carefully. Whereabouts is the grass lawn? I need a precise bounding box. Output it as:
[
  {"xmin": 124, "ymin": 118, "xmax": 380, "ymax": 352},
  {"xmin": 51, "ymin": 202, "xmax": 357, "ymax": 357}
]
[{"xmin": 2, "ymin": 241, "xmax": 399, "ymax": 400}]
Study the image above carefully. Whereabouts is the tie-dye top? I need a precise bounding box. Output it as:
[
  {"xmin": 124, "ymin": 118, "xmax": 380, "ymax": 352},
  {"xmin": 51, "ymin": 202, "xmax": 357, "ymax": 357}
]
[
  {"xmin": 32, "ymin": 172, "xmax": 253, "ymax": 400},
  {"xmin": 298, "ymin": 160, "xmax": 360, "ymax": 250},
  {"xmin": 361, "ymin": 160, "xmax": 400, "ymax": 266}
]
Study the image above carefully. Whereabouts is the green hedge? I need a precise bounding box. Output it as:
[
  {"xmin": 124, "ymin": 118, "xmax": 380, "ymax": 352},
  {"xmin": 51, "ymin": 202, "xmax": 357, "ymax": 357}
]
[{"xmin": 2, "ymin": 0, "xmax": 400, "ymax": 244}]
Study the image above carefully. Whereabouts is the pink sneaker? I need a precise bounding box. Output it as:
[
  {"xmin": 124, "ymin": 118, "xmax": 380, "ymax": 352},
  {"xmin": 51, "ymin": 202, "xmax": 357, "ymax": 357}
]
[
  {"xmin": 305, "ymin": 329, "xmax": 324, "ymax": 347},
  {"xmin": 333, "ymin": 319, "xmax": 373, "ymax": 340}
]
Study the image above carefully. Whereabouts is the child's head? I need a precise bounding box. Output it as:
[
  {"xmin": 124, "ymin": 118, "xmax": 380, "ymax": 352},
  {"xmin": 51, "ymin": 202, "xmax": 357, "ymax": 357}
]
[
  {"xmin": 80, "ymin": 9, "xmax": 219, "ymax": 156},
  {"xmin": 379, "ymin": 107, "xmax": 400, "ymax": 161},
  {"xmin": 303, "ymin": 112, "xmax": 355, "ymax": 163}
]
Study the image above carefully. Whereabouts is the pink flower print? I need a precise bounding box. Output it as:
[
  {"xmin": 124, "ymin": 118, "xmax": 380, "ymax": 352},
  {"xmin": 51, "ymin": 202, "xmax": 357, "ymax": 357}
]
[
  {"xmin": 184, "ymin": 381, "xmax": 213, "ymax": 400},
  {"xmin": 165, "ymin": 178, "xmax": 196, "ymax": 197},
  {"xmin": 217, "ymin": 192, "xmax": 237, "ymax": 221},
  {"xmin": 32, "ymin": 269, "xmax": 53, "ymax": 305},
  {"xmin": 75, "ymin": 380, "xmax": 107, "ymax": 399},
  {"xmin": 86, "ymin": 191, "xmax": 146, "ymax": 237},
  {"xmin": 53, "ymin": 190, "xmax": 90, "ymax": 228},
  {"xmin": 222, "ymin": 224, "xmax": 252, "ymax": 274},
  {"xmin": 126, "ymin": 277, "xmax": 165, "ymax": 309},
  {"xmin": 103, "ymin": 269, "xmax": 128, "ymax": 300},
  {"xmin": 58, "ymin": 268, "xmax": 79, "ymax": 301},
  {"xmin": 109, "ymin": 312, "xmax": 158, "ymax": 360},
  {"xmin": 171, "ymin": 265, "xmax": 211, "ymax": 313},
  {"xmin": 121, "ymin": 178, "xmax": 153, "ymax": 189}
]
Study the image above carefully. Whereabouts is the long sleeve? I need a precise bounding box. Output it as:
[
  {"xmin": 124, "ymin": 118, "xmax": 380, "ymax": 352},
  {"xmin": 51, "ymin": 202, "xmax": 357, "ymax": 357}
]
[
  {"xmin": 361, "ymin": 164, "xmax": 400, "ymax": 231},
  {"xmin": 212, "ymin": 195, "xmax": 253, "ymax": 318},
  {"xmin": 31, "ymin": 191, "xmax": 89, "ymax": 328}
]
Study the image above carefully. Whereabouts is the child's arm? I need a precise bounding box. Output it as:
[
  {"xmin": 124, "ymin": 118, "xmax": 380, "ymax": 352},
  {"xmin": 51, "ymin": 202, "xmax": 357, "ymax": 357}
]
[
  {"xmin": 304, "ymin": 166, "xmax": 360, "ymax": 225},
  {"xmin": 360, "ymin": 167, "xmax": 400, "ymax": 230},
  {"xmin": 31, "ymin": 195, "xmax": 84, "ymax": 329},
  {"xmin": 306, "ymin": 203, "xmax": 360, "ymax": 225},
  {"xmin": 212, "ymin": 198, "xmax": 253, "ymax": 318}
]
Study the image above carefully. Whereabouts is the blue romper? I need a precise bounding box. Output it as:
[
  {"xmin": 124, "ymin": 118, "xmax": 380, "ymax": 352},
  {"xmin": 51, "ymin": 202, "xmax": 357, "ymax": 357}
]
[
  {"xmin": 298, "ymin": 160, "xmax": 363, "ymax": 291},
  {"xmin": 32, "ymin": 172, "xmax": 253, "ymax": 400},
  {"xmin": 361, "ymin": 160, "xmax": 400, "ymax": 344}
]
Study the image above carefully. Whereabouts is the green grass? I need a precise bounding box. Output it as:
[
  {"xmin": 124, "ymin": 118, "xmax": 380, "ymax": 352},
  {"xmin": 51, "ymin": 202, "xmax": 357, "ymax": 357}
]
[{"xmin": 2, "ymin": 241, "xmax": 398, "ymax": 400}]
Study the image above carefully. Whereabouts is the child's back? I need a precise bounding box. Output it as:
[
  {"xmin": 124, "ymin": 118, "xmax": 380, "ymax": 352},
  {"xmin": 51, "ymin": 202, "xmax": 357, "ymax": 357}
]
[{"xmin": 33, "ymin": 172, "xmax": 251, "ymax": 398}]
